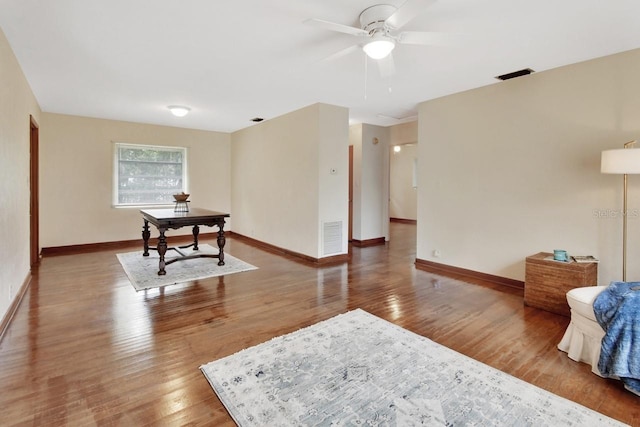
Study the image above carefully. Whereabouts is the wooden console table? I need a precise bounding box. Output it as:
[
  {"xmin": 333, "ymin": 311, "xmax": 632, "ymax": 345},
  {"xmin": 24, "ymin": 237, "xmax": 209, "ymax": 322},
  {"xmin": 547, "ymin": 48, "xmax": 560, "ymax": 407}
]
[
  {"xmin": 524, "ymin": 252, "xmax": 597, "ymax": 317},
  {"xmin": 140, "ymin": 208, "xmax": 230, "ymax": 276}
]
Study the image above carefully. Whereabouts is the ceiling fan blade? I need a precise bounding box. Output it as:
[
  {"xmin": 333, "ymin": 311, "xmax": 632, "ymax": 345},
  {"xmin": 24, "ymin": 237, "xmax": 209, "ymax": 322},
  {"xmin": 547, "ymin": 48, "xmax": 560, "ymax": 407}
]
[
  {"xmin": 397, "ymin": 31, "xmax": 467, "ymax": 46},
  {"xmin": 377, "ymin": 53, "xmax": 396, "ymax": 78},
  {"xmin": 304, "ymin": 18, "xmax": 368, "ymax": 36},
  {"xmin": 323, "ymin": 44, "xmax": 360, "ymax": 62},
  {"xmin": 386, "ymin": 0, "xmax": 437, "ymax": 30}
]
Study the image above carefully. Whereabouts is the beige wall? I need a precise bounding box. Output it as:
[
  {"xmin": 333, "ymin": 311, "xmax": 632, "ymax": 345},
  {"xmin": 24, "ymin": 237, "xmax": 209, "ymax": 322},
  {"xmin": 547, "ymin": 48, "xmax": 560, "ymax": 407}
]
[
  {"xmin": 0, "ymin": 28, "xmax": 41, "ymax": 320},
  {"xmin": 231, "ymin": 103, "xmax": 349, "ymax": 259},
  {"xmin": 40, "ymin": 113, "xmax": 231, "ymax": 247},
  {"xmin": 390, "ymin": 121, "xmax": 418, "ymax": 146},
  {"xmin": 418, "ymin": 48, "xmax": 640, "ymax": 283},
  {"xmin": 317, "ymin": 104, "xmax": 350, "ymax": 255}
]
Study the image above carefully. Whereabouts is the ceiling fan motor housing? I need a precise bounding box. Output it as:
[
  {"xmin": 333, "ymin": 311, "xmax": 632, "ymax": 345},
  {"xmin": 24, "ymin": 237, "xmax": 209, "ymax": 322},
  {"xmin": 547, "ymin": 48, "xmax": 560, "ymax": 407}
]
[{"xmin": 359, "ymin": 4, "xmax": 397, "ymax": 34}]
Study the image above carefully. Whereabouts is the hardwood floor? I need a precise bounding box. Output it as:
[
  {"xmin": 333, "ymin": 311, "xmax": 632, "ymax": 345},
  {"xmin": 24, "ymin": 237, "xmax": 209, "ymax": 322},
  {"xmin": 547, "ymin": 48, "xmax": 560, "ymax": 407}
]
[{"xmin": 1, "ymin": 223, "xmax": 637, "ymax": 426}]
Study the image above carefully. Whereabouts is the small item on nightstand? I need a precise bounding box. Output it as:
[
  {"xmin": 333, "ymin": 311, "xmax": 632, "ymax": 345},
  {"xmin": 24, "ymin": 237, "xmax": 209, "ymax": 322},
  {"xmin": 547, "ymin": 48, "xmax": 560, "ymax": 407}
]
[
  {"xmin": 571, "ymin": 255, "xmax": 599, "ymax": 263},
  {"xmin": 553, "ymin": 249, "xmax": 568, "ymax": 262}
]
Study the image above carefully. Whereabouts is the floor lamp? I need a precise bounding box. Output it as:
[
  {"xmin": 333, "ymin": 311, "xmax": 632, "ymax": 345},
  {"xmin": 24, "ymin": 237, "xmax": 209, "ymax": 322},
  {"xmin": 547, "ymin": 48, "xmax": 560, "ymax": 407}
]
[{"xmin": 601, "ymin": 140, "xmax": 640, "ymax": 281}]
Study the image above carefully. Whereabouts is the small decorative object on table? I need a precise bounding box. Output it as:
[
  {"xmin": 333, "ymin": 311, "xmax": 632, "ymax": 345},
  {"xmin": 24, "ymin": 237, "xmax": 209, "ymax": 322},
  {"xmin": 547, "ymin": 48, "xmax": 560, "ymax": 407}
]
[
  {"xmin": 173, "ymin": 192, "xmax": 190, "ymax": 212},
  {"xmin": 553, "ymin": 249, "xmax": 568, "ymax": 262}
]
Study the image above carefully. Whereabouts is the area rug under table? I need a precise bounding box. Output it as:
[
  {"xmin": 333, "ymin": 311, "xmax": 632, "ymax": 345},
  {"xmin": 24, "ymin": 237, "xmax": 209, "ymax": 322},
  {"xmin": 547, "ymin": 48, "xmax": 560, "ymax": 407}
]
[
  {"xmin": 117, "ymin": 244, "xmax": 257, "ymax": 291},
  {"xmin": 200, "ymin": 309, "xmax": 626, "ymax": 426}
]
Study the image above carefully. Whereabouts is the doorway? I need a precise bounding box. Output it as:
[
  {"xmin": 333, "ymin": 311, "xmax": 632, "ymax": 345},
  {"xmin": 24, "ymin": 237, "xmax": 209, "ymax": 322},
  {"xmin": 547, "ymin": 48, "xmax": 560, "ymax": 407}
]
[{"xmin": 389, "ymin": 143, "xmax": 418, "ymax": 223}]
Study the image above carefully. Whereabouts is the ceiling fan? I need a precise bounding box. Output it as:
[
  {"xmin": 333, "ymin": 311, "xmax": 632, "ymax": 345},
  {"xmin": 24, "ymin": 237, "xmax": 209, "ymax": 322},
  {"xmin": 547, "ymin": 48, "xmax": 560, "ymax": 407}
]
[{"xmin": 304, "ymin": 0, "xmax": 453, "ymax": 61}]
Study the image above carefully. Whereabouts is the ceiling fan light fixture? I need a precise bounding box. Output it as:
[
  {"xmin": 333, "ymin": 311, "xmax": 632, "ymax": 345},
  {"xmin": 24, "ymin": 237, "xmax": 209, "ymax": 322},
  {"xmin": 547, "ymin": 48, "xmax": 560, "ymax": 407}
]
[
  {"xmin": 363, "ymin": 36, "xmax": 395, "ymax": 59},
  {"xmin": 168, "ymin": 105, "xmax": 191, "ymax": 117}
]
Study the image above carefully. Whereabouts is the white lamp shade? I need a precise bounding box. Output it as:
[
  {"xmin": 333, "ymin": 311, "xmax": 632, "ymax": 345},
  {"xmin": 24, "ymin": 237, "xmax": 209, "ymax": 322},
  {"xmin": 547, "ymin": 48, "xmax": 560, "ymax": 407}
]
[
  {"xmin": 601, "ymin": 148, "xmax": 640, "ymax": 174},
  {"xmin": 363, "ymin": 37, "xmax": 395, "ymax": 60}
]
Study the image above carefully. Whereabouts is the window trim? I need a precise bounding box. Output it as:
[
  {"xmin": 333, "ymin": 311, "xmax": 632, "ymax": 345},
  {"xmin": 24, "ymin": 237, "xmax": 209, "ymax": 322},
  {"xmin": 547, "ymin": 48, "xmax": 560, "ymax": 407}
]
[{"xmin": 112, "ymin": 142, "xmax": 188, "ymax": 208}]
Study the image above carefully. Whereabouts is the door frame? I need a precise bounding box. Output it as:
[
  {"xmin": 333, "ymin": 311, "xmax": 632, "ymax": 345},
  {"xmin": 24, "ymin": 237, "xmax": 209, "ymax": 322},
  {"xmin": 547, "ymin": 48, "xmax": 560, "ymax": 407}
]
[
  {"xmin": 30, "ymin": 115, "xmax": 40, "ymax": 267},
  {"xmin": 348, "ymin": 145, "xmax": 353, "ymax": 242}
]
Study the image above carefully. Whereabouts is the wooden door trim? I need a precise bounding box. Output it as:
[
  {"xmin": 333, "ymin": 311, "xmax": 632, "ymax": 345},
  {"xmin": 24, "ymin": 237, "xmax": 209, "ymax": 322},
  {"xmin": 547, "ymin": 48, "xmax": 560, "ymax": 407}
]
[
  {"xmin": 348, "ymin": 145, "xmax": 353, "ymax": 242},
  {"xmin": 30, "ymin": 115, "xmax": 40, "ymax": 267}
]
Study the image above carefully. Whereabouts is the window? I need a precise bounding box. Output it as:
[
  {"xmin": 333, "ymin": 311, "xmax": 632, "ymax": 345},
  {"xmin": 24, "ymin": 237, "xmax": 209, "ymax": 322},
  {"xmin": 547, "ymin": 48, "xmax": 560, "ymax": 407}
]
[{"xmin": 113, "ymin": 143, "xmax": 187, "ymax": 207}]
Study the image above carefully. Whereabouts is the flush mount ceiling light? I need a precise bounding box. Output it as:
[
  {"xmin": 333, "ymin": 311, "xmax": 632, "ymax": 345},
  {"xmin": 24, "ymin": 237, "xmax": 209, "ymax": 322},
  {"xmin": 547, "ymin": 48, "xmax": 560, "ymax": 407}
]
[
  {"xmin": 362, "ymin": 34, "xmax": 395, "ymax": 59},
  {"xmin": 168, "ymin": 105, "xmax": 191, "ymax": 117}
]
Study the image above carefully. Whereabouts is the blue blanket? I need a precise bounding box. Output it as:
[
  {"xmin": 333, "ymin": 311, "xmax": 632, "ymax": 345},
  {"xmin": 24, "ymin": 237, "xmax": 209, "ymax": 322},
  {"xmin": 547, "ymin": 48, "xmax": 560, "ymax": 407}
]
[{"xmin": 593, "ymin": 281, "xmax": 640, "ymax": 395}]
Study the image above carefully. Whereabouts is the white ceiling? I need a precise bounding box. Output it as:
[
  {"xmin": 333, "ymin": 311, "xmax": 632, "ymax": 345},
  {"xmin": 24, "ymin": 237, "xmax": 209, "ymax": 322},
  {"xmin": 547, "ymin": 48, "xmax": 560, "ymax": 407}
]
[{"xmin": 2, "ymin": 0, "xmax": 640, "ymax": 133}]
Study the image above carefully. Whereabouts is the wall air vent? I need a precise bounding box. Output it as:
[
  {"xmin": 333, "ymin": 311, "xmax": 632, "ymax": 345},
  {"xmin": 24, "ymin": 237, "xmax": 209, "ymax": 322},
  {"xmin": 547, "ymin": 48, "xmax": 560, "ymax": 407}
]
[
  {"xmin": 323, "ymin": 221, "xmax": 343, "ymax": 256},
  {"xmin": 250, "ymin": 117, "xmax": 264, "ymax": 122},
  {"xmin": 495, "ymin": 68, "xmax": 535, "ymax": 81}
]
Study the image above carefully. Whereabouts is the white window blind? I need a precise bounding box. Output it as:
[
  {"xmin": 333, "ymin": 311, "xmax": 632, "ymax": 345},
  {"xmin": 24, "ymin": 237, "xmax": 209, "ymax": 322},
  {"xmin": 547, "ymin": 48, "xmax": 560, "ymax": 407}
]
[{"xmin": 113, "ymin": 143, "xmax": 187, "ymax": 206}]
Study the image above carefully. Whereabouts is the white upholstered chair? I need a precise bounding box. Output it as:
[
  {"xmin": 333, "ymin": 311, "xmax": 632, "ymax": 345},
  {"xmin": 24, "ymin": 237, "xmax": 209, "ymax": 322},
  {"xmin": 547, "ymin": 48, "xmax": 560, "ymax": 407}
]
[{"xmin": 557, "ymin": 285, "xmax": 608, "ymax": 376}]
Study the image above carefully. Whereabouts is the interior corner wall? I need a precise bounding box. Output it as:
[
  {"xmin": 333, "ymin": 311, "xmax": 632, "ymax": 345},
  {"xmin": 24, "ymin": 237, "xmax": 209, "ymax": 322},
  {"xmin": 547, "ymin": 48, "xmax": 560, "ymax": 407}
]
[
  {"xmin": 40, "ymin": 113, "xmax": 231, "ymax": 247},
  {"xmin": 349, "ymin": 123, "xmax": 390, "ymax": 241},
  {"xmin": 389, "ymin": 121, "xmax": 418, "ymax": 146},
  {"xmin": 0, "ymin": 27, "xmax": 41, "ymax": 321},
  {"xmin": 317, "ymin": 104, "xmax": 350, "ymax": 256},
  {"xmin": 417, "ymin": 48, "xmax": 640, "ymax": 284},
  {"xmin": 231, "ymin": 103, "xmax": 349, "ymax": 259}
]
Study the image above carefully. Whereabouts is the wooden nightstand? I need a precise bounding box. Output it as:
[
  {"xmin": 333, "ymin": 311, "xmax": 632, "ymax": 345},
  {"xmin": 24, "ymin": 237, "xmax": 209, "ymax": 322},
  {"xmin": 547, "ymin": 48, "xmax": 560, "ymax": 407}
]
[{"xmin": 524, "ymin": 252, "xmax": 598, "ymax": 317}]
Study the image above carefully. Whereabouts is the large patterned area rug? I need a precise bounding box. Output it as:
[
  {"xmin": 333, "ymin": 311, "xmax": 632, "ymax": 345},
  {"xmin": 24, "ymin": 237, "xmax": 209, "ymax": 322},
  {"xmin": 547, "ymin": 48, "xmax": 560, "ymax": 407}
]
[
  {"xmin": 201, "ymin": 309, "xmax": 626, "ymax": 426},
  {"xmin": 117, "ymin": 244, "xmax": 257, "ymax": 291}
]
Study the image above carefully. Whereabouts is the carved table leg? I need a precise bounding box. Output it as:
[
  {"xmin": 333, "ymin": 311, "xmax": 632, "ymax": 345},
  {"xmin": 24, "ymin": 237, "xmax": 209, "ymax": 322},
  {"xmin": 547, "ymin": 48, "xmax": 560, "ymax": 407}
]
[
  {"xmin": 192, "ymin": 225, "xmax": 200, "ymax": 251},
  {"xmin": 142, "ymin": 220, "xmax": 150, "ymax": 256},
  {"xmin": 157, "ymin": 228, "xmax": 167, "ymax": 275},
  {"xmin": 217, "ymin": 221, "xmax": 226, "ymax": 266}
]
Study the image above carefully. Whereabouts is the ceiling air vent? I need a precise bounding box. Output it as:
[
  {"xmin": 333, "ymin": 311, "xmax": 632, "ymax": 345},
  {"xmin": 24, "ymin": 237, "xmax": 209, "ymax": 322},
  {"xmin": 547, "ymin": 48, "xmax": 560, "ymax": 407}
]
[
  {"xmin": 250, "ymin": 117, "xmax": 264, "ymax": 122},
  {"xmin": 495, "ymin": 68, "xmax": 535, "ymax": 81}
]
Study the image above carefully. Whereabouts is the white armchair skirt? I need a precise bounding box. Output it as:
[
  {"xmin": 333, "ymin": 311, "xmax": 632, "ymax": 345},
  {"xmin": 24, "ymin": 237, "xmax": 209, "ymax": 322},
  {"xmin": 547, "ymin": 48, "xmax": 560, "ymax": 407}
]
[{"xmin": 557, "ymin": 286, "xmax": 608, "ymax": 376}]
